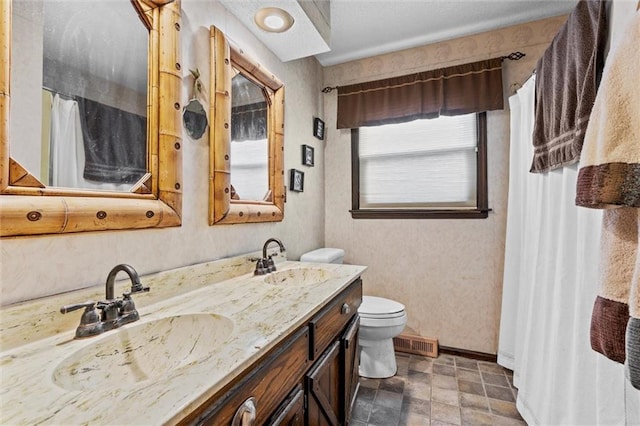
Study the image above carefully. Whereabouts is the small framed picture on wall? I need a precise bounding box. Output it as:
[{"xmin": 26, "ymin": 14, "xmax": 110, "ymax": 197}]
[
  {"xmin": 313, "ymin": 117, "xmax": 325, "ymax": 140},
  {"xmin": 290, "ymin": 169, "xmax": 304, "ymax": 192},
  {"xmin": 302, "ymin": 144, "xmax": 314, "ymax": 167}
]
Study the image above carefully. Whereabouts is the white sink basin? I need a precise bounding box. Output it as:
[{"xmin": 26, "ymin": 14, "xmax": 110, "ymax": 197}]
[
  {"xmin": 262, "ymin": 267, "xmax": 334, "ymax": 286},
  {"xmin": 52, "ymin": 313, "xmax": 233, "ymax": 392}
]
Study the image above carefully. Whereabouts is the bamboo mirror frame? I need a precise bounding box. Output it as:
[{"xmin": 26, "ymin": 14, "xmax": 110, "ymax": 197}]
[
  {"xmin": 0, "ymin": 0, "xmax": 182, "ymax": 237},
  {"xmin": 209, "ymin": 26, "xmax": 284, "ymax": 225}
]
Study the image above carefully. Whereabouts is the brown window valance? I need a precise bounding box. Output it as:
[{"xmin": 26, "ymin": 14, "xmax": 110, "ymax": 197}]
[{"xmin": 336, "ymin": 57, "xmax": 504, "ymax": 129}]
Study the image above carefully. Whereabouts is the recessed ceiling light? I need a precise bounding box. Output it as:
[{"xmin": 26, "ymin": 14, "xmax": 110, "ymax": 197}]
[{"xmin": 254, "ymin": 7, "xmax": 294, "ymax": 33}]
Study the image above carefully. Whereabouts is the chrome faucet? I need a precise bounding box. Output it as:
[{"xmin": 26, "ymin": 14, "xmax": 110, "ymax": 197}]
[
  {"xmin": 61, "ymin": 264, "xmax": 150, "ymax": 338},
  {"xmin": 105, "ymin": 263, "xmax": 148, "ymax": 300},
  {"xmin": 255, "ymin": 238, "xmax": 286, "ymax": 275}
]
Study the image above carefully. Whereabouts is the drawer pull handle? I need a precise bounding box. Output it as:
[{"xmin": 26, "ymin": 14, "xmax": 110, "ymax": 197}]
[
  {"xmin": 341, "ymin": 303, "xmax": 351, "ymax": 315},
  {"xmin": 232, "ymin": 397, "xmax": 257, "ymax": 426}
]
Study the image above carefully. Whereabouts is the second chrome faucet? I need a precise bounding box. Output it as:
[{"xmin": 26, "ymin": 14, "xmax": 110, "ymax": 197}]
[{"xmin": 255, "ymin": 238, "xmax": 286, "ymax": 275}]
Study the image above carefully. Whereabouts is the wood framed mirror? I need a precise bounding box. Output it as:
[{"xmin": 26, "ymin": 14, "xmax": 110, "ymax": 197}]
[
  {"xmin": 209, "ymin": 26, "xmax": 284, "ymax": 225},
  {"xmin": 0, "ymin": 0, "xmax": 182, "ymax": 237}
]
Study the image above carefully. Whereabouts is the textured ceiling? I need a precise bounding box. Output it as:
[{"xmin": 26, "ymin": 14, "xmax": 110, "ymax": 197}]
[
  {"xmin": 316, "ymin": 0, "xmax": 578, "ymax": 66},
  {"xmin": 221, "ymin": 0, "xmax": 578, "ymax": 66}
]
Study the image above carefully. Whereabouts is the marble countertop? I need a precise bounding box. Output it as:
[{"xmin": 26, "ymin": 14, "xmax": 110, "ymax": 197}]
[{"xmin": 0, "ymin": 254, "xmax": 366, "ymax": 425}]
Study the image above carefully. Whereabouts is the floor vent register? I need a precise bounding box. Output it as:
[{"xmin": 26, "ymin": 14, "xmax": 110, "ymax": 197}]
[{"xmin": 393, "ymin": 333, "xmax": 438, "ymax": 358}]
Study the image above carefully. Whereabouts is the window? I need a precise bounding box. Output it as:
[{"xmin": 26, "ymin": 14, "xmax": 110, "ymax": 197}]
[{"xmin": 351, "ymin": 112, "xmax": 488, "ymax": 219}]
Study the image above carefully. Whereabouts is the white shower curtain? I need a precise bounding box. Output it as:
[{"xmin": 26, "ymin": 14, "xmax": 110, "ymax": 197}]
[
  {"xmin": 50, "ymin": 94, "xmax": 85, "ymax": 188},
  {"xmin": 50, "ymin": 94, "xmax": 130, "ymax": 192},
  {"xmin": 498, "ymin": 76, "xmax": 639, "ymax": 425}
]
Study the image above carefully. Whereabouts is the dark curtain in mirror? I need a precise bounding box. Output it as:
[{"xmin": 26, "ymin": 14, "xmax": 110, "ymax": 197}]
[
  {"xmin": 231, "ymin": 102, "xmax": 267, "ymax": 141},
  {"xmin": 231, "ymin": 72, "xmax": 267, "ymax": 142}
]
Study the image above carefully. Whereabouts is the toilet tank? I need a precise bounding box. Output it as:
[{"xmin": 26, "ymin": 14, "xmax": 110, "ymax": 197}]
[{"xmin": 300, "ymin": 248, "xmax": 345, "ymax": 264}]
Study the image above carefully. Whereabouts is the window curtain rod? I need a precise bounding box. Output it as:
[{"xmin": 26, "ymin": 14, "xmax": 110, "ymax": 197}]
[{"xmin": 321, "ymin": 51, "xmax": 525, "ymax": 94}]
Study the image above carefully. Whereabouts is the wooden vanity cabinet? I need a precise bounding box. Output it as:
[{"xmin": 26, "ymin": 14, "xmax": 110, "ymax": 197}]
[{"xmin": 182, "ymin": 278, "xmax": 362, "ymax": 426}]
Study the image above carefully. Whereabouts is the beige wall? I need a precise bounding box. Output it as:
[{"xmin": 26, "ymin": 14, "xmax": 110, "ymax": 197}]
[
  {"xmin": 0, "ymin": 0, "xmax": 326, "ymax": 306},
  {"xmin": 322, "ymin": 16, "xmax": 566, "ymax": 354}
]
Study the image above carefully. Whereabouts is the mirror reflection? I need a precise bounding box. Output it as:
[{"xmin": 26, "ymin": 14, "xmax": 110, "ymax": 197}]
[
  {"xmin": 230, "ymin": 70, "xmax": 269, "ymax": 201},
  {"xmin": 11, "ymin": 0, "xmax": 148, "ymax": 192}
]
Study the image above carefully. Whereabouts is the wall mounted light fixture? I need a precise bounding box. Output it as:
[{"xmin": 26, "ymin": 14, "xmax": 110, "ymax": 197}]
[{"xmin": 254, "ymin": 7, "xmax": 294, "ymax": 33}]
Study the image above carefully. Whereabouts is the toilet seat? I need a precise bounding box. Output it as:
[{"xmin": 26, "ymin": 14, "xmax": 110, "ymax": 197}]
[
  {"xmin": 360, "ymin": 312, "xmax": 407, "ymax": 327},
  {"xmin": 360, "ymin": 311, "xmax": 406, "ymax": 319},
  {"xmin": 358, "ymin": 296, "xmax": 406, "ymax": 327},
  {"xmin": 359, "ymin": 296, "xmax": 405, "ymax": 316}
]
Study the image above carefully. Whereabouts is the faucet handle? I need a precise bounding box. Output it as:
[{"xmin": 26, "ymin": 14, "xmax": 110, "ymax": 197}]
[
  {"xmin": 60, "ymin": 301, "xmax": 96, "ymax": 314},
  {"xmin": 60, "ymin": 302, "xmax": 102, "ymax": 338}
]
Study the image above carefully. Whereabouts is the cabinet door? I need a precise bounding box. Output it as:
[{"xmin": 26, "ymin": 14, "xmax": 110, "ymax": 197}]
[
  {"xmin": 342, "ymin": 315, "xmax": 360, "ymax": 424},
  {"xmin": 268, "ymin": 385, "xmax": 304, "ymax": 426},
  {"xmin": 306, "ymin": 341, "xmax": 341, "ymax": 426}
]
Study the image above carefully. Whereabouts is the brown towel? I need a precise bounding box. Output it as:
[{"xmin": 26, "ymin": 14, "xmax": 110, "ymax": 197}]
[
  {"xmin": 575, "ymin": 9, "xmax": 640, "ymax": 389},
  {"xmin": 589, "ymin": 209, "xmax": 636, "ymax": 364},
  {"xmin": 530, "ymin": 0, "xmax": 607, "ymax": 173}
]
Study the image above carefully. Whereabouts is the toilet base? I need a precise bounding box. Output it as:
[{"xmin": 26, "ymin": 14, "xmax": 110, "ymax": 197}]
[{"xmin": 358, "ymin": 337, "xmax": 397, "ymax": 379}]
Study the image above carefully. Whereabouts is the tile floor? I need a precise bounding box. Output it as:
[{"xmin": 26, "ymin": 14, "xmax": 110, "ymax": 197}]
[{"xmin": 351, "ymin": 352, "xmax": 527, "ymax": 426}]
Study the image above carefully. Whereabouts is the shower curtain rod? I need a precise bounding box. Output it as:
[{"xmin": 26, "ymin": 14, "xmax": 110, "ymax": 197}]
[
  {"xmin": 43, "ymin": 86, "xmax": 76, "ymax": 101},
  {"xmin": 321, "ymin": 51, "xmax": 526, "ymax": 94}
]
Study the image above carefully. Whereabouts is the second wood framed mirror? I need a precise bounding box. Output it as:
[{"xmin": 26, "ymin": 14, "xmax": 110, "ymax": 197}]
[{"xmin": 209, "ymin": 26, "xmax": 285, "ymax": 225}]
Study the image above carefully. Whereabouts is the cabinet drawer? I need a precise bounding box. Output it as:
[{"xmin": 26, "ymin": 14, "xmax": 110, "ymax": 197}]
[
  {"xmin": 186, "ymin": 326, "xmax": 310, "ymax": 425},
  {"xmin": 309, "ymin": 278, "xmax": 362, "ymax": 360}
]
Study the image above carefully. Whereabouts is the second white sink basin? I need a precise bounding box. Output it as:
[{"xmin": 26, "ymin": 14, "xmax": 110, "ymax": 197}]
[
  {"xmin": 52, "ymin": 313, "xmax": 233, "ymax": 392},
  {"xmin": 262, "ymin": 267, "xmax": 335, "ymax": 286}
]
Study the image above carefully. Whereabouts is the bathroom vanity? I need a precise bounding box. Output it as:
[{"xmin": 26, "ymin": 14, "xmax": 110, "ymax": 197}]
[
  {"xmin": 0, "ymin": 253, "xmax": 365, "ymax": 425},
  {"xmin": 182, "ymin": 277, "xmax": 362, "ymax": 425}
]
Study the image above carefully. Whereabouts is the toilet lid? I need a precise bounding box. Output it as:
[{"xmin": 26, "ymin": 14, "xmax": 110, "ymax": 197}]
[
  {"xmin": 300, "ymin": 248, "xmax": 345, "ymax": 263},
  {"xmin": 358, "ymin": 296, "xmax": 405, "ymax": 316}
]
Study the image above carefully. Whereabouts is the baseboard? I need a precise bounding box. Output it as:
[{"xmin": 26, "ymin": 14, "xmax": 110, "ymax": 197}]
[{"xmin": 439, "ymin": 345, "xmax": 497, "ymax": 362}]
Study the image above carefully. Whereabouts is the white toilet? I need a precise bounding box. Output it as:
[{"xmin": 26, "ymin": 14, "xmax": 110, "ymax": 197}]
[
  {"xmin": 357, "ymin": 295, "xmax": 407, "ymax": 378},
  {"xmin": 300, "ymin": 248, "xmax": 407, "ymax": 379}
]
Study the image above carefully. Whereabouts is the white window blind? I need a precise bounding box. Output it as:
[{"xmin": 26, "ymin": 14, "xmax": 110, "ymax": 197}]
[
  {"xmin": 359, "ymin": 114, "xmax": 478, "ymax": 209},
  {"xmin": 230, "ymin": 138, "xmax": 269, "ymax": 200}
]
